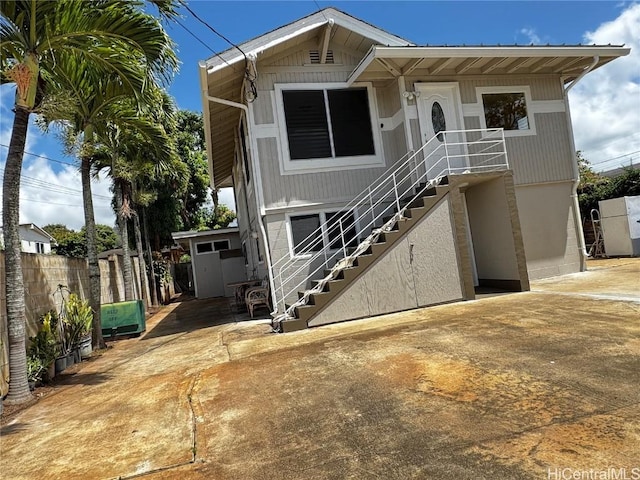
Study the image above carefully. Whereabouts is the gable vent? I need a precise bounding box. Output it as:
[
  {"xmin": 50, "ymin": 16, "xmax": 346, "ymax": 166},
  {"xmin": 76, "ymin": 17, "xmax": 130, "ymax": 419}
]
[{"xmin": 309, "ymin": 49, "xmax": 334, "ymax": 64}]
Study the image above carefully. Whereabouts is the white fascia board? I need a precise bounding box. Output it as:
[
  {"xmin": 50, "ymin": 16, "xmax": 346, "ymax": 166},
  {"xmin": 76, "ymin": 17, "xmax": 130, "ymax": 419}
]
[
  {"xmin": 370, "ymin": 45, "xmax": 630, "ymax": 59},
  {"xmin": 346, "ymin": 46, "xmax": 376, "ymax": 86},
  {"xmin": 347, "ymin": 45, "xmax": 630, "ymax": 84},
  {"xmin": 207, "ymin": 21, "xmax": 326, "ymax": 75},
  {"xmin": 205, "ymin": 9, "xmax": 413, "ymax": 75},
  {"xmin": 199, "ymin": 61, "xmax": 216, "ymax": 190}
]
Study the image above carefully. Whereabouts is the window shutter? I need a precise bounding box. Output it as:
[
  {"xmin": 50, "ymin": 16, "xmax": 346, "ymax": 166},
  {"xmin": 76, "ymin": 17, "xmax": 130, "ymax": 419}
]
[
  {"xmin": 282, "ymin": 91, "xmax": 332, "ymax": 160},
  {"xmin": 327, "ymin": 89, "xmax": 375, "ymax": 157}
]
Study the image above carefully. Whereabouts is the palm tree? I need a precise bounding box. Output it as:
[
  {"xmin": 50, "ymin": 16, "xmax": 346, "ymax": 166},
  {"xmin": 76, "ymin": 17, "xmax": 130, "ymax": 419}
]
[
  {"xmin": 0, "ymin": 0, "xmax": 177, "ymax": 404},
  {"xmin": 90, "ymin": 96, "xmax": 178, "ymax": 305}
]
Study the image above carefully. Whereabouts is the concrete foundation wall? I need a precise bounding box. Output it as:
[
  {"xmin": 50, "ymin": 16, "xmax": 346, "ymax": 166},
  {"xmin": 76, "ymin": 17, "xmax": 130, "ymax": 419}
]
[
  {"xmin": 515, "ymin": 181, "xmax": 581, "ymax": 279},
  {"xmin": 309, "ymin": 197, "xmax": 463, "ymax": 327}
]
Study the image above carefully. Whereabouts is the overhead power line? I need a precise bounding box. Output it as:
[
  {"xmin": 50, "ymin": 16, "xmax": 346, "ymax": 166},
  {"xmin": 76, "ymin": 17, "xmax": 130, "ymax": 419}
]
[
  {"xmin": 0, "ymin": 144, "xmax": 76, "ymax": 167},
  {"xmin": 0, "ymin": 168, "xmax": 112, "ymax": 200},
  {"xmin": 175, "ymin": 18, "xmax": 218, "ymax": 55},
  {"xmin": 180, "ymin": 1, "xmax": 257, "ymax": 101},
  {"xmin": 590, "ymin": 150, "xmax": 640, "ymax": 166}
]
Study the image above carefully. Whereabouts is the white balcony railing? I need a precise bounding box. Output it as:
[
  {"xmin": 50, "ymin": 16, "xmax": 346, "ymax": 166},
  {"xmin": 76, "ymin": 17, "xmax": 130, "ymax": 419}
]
[{"xmin": 270, "ymin": 128, "xmax": 509, "ymax": 313}]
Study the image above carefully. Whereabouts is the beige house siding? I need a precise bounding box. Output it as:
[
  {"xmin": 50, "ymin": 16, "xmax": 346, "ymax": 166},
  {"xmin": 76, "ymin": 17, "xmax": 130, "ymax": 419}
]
[
  {"xmin": 375, "ymin": 80, "xmax": 402, "ymax": 118},
  {"xmin": 256, "ymin": 137, "xmax": 389, "ymax": 209},
  {"xmin": 515, "ymin": 181, "xmax": 581, "ymax": 279}
]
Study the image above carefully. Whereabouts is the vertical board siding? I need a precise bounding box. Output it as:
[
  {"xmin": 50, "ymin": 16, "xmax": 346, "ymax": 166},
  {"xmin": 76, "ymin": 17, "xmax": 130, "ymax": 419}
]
[
  {"xmin": 409, "ymin": 76, "xmax": 572, "ymax": 186},
  {"xmin": 376, "ymin": 81, "xmax": 401, "ymax": 118},
  {"xmin": 504, "ymin": 112, "xmax": 574, "ymax": 185},
  {"xmin": 455, "ymin": 76, "xmax": 564, "ymax": 103},
  {"xmin": 258, "ymin": 137, "xmax": 388, "ymax": 208}
]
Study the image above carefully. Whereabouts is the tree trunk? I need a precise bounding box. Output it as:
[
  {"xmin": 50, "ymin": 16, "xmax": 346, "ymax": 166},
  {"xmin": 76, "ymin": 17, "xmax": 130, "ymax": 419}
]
[
  {"xmin": 2, "ymin": 106, "xmax": 32, "ymax": 404},
  {"xmin": 115, "ymin": 182, "xmax": 134, "ymax": 301},
  {"xmin": 81, "ymin": 157, "xmax": 106, "ymax": 349},
  {"xmin": 143, "ymin": 208, "xmax": 159, "ymax": 307},
  {"xmin": 133, "ymin": 210, "xmax": 151, "ymax": 310}
]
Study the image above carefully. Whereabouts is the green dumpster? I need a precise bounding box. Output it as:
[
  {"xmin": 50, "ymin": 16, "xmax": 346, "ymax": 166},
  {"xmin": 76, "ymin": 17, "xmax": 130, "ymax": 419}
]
[{"xmin": 101, "ymin": 300, "xmax": 146, "ymax": 337}]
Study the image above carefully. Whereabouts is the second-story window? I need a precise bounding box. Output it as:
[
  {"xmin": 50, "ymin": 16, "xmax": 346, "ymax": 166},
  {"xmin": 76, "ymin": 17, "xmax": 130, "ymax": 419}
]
[{"xmin": 282, "ymin": 88, "xmax": 375, "ymax": 160}]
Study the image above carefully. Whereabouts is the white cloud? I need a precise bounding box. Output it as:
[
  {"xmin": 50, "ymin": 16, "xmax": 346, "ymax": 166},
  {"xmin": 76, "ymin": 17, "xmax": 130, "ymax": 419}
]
[
  {"xmin": 1, "ymin": 155, "xmax": 115, "ymax": 231},
  {"xmin": 1, "ymin": 85, "xmax": 115, "ymax": 231},
  {"xmin": 520, "ymin": 27, "xmax": 542, "ymax": 45},
  {"xmin": 569, "ymin": 3, "xmax": 640, "ymax": 172}
]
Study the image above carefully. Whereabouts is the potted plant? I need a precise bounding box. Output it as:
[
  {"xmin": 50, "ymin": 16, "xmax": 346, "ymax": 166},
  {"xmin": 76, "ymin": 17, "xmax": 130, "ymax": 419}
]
[
  {"xmin": 64, "ymin": 294, "xmax": 93, "ymax": 361},
  {"xmin": 27, "ymin": 354, "xmax": 45, "ymax": 391},
  {"xmin": 29, "ymin": 311, "xmax": 58, "ymax": 380}
]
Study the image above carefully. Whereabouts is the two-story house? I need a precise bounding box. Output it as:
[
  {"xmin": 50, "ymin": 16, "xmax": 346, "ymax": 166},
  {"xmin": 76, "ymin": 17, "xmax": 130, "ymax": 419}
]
[{"xmin": 198, "ymin": 8, "xmax": 629, "ymax": 331}]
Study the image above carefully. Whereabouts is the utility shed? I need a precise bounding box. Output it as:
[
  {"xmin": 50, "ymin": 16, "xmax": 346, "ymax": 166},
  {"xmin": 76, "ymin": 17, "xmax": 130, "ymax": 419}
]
[{"xmin": 171, "ymin": 228, "xmax": 246, "ymax": 298}]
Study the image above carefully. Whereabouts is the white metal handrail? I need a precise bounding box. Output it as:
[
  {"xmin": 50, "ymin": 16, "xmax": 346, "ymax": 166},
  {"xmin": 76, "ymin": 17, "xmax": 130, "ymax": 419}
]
[{"xmin": 271, "ymin": 128, "xmax": 509, "ymax": 313}]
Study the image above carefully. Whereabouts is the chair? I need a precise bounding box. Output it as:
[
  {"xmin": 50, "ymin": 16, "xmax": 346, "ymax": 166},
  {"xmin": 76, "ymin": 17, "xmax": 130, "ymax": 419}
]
[{"xmin": 245, "ymin": 279, "xmax": 270, "ymax": 318}]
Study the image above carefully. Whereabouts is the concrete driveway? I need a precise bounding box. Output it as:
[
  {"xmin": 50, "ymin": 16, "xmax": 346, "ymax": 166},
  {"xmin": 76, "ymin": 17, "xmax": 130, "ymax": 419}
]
[{"xmin": 1, "ymin": 259, "xmax": 639, "ymax": 479}]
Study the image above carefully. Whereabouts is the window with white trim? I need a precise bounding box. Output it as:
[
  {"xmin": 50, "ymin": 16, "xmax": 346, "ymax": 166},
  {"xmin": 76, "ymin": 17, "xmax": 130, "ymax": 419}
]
[
  {"xmin": 289, "ymin": 211, "xmax": 357, "ymax": 256},
  {"xmin": 477, "ymin": 86, "xmax": 536, "ymax": 136},
  {"xmin": 195, "ymin": 239, "xmax": 230, "ymax": 254},
  {"xmin": 276, "ymin": 83, "xmax": 383, "ymax": 173}
]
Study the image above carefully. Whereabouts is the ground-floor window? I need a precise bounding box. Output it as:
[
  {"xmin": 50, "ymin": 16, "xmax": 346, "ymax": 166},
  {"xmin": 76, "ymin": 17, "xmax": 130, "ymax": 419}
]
[{"xmin": 289, "ymin": 211, "xmax": 358, "ymax": 257}]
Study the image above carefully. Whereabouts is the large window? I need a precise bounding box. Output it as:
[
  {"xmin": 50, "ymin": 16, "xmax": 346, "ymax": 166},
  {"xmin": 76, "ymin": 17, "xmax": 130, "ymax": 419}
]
[
  {"xmin": 289, "ymin": 211, "xmax": 358, "ymax": 256},
  {"xmin": 276, "ymin": 83, "xmax": 383, "ymax": 173},
  {"xmin": 282, "ymin": 88, "xmax": 375, "ymax": 161},
  {"xmin": 477, "ymin": 87, "xmax": 535, "ymax": 136}
]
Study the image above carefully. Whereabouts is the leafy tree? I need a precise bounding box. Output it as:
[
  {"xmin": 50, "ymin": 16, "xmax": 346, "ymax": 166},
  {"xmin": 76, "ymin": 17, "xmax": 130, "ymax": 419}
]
[
  {"xmin": 0, "ymin": 0, "xmax": 176, "ymax": 404},
  {"xmin": 43, "ymin": 224, "xmax": 118, "ymax": 258},
  {"xmin": 577, "ymin": 151, "xmax": 640, "ymax": 216},
  {"xmin": 195, "ymin": 204, "xmax": 237, "ymax": 231},
  {"xmin": 145, "ymin": 110, "xmax": 213, "ymax": 247},
  {"xmin": 577, "ymin": 151, "xmax": 611, "ymax": 216},
  {"xmin": 607, "ymin": 166, "xmax": 640, "ymax": 199}
]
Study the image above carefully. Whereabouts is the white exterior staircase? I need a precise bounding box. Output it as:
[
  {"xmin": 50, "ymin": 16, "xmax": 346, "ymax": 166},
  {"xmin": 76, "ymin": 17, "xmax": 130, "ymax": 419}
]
[{"xmin": 271, "ymin": 128, "xmax": 509, "ymax": 332}]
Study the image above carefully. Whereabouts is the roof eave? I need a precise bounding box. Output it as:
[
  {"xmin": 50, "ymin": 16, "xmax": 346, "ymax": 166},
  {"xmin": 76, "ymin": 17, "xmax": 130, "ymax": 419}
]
[{"xmin": 347, "ymin": 45, "xmax": 631, "ymax": 85}]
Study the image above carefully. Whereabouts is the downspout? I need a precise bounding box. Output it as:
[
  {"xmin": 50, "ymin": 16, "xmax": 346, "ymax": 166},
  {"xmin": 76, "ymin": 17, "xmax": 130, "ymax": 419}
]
[
  {"xmin": 563, "ymin": 55, "xmax": 599, "ymax": 270},
  {"xmin": 200, "ymin": 77, "xmax": 278, "ymax": 312}
]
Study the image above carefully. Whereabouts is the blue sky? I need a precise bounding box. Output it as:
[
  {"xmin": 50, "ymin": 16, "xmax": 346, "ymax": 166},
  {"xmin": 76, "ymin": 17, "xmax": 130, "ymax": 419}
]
[{"xmin": 1, "ymin": 1, "xmax": 639, "ymax": 232}]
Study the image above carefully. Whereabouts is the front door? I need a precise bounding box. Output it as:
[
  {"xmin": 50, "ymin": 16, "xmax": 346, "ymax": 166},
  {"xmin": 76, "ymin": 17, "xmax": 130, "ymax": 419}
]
[{"xmin": 416, "ymin": 83, "xmax": 467, "ymax": 179}]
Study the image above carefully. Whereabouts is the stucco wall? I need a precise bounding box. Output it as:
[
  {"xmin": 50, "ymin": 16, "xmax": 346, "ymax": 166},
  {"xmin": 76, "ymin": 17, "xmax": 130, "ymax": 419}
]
[
  {"xmin": 309, "ymin": 196, "xmax": 463, "ymax": 327},
  {"xmin": 515, "ymin": 181, "xmax": 581, "ymax": 279},
  {"xmin": 465, "ymin": 177, "xmax": 520, "ymax": 281}
]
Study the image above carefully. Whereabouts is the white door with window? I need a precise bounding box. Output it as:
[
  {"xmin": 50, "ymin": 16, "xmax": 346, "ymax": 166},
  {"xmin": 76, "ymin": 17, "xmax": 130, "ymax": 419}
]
[{"xmin": 416, "ymin": 83, "xmax": 468, "ymax": 178}]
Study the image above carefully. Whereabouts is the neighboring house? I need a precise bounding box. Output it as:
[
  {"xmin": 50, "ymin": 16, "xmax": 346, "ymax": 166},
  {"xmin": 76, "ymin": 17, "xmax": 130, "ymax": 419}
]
[
  {"xmin": 171, "ymin": 228, "xmax": 246, "ymax": 299},
  {"xmin": 0, "ymin": 223, "xmax": 57, "ymax": 254},
  {"xmin": 198, "ymin": 8, "xmax": 629, "ymax": 331},
  {"xmin": 600, "ymin": 163, "xmax": 639, "ymax": 178}
]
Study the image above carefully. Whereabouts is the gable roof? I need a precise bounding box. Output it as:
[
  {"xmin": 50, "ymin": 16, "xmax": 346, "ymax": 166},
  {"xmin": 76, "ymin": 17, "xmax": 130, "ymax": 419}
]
[
  {"xmin": 202, "ymin": 8, "xmax": 412, "ymax": 74},
  {"xmin": 200, "ymin": 8, "xmax": 412, "ymax": 188},
  {"xmin": 20, "ymin": 223, "xmax": 57, "ymax": 242}
]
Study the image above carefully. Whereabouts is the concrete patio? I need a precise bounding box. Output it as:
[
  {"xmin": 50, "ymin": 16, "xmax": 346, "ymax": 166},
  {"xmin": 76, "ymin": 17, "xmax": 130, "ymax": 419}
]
[{"xmin": 1, "ymin": 258, "xmax": 639, "ymax": 479}]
